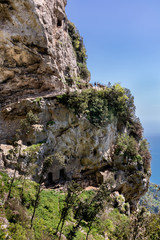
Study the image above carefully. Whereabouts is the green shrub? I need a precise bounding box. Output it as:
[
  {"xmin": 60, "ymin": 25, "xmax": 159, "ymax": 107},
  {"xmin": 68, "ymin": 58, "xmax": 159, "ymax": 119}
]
[
  {"xmin": 22, "ymin": 110, "xmax": 39, "ymax": 126},
  {"xmin": 20, "ymin": 110, "xmax": 39, "ymax": 135},
  {"xmin": 0, "ymin": 227, "xmax": 6, "ymax": 240},
  {"xmin": 65, "ymin": 77, "xmax": 74, "ymax": 87},
  {"xmin": 127, "ymin": 117, "xmax": 143, "ymax": 141},
  {"xmin": 9, "ymin": 223, "xmax": 27, "ymax": 240},
  {"xmin": 139, "ymin": 139, "xmax": 151, "ymax": 172},
  {"xmin": 115, "ymin": 133, "xmax": 138, "ymax": 158},
  {"xmin": 24, "ymin": 143, "xmax": 43, "ymax": 154},
  {"xmin": 115, "ymin": 133, "xmax": 151, "ymax": 170},
  {"xmin": 68, "ymin": 21, "xmax": 87, "ymax": 64},
  {"xmin": 47, "ymin": 120, "xmax": 55, "ymax": 126},
  {"xmin": 33, "ymin": 97, "xmax": 42, "ymax": 106},
  {"xmin": 77, "ymin": 62, "xmax": 91, "ymax": 80},
  {"xmin": 57, "ymin": 89, "xmax": 109, "ymax": 127},
  {"xmin": 5, "ymin": 199, "xmax": 29, "ymax": 225},
  {"xmin": 68, "ymin": 21, "xmax": 90, "ymax": 80},
  {"xmin": 57, "ymin": 84, "xmax": 138, "ymax": 128}
]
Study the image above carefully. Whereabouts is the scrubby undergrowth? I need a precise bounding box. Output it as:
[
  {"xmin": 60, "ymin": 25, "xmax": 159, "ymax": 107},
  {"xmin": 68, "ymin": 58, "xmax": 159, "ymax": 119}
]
[
  {"xmin": 57, "ymin": 84, "xmax": 151, "ymax": 176},
  {"xmin": 0, "ymin": 172, "xmax": 160, "ymax": 240}
]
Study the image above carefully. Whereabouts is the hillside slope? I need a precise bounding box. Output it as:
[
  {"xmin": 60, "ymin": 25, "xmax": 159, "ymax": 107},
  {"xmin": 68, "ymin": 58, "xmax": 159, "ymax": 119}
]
[
  {"xmin": 140, "ymin": 183, "xmax": 160, "ymax": 213},
  {"xmin": 0, "ymin": 0, "xmax": 151, "ymax": 232}
]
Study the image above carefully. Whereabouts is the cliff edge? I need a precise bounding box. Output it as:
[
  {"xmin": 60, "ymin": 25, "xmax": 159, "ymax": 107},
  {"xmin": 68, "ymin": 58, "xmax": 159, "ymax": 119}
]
[{"xmin": 0, "ymin": 0, "xmax": 151, "ymax": 212}]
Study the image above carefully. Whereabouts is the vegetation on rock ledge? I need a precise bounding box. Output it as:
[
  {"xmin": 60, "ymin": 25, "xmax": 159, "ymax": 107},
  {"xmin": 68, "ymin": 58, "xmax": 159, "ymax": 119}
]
[
  {"xmin": 57, "ymin": 84, "xmax": 138, "ymax": 130},
  {"xmin": 68, "ymin": 21, "xmax": 90, "ymax": 81}
]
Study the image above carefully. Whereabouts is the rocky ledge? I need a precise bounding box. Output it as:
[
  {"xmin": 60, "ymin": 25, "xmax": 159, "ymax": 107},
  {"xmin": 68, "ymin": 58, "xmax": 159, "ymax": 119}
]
[{"xmin": 0, "ymin": 0, "xmax": 151, "ymax": 212}]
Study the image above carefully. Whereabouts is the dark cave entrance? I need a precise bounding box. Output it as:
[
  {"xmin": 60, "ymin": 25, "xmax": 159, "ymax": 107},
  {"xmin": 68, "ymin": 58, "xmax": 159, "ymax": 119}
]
[
  {"xmin": 48, "ymin": 172, "xmax": 53, "ymax": 184},
  {"xmin": 27, "ymin": 142, "xmax": 32, "ymax": 146},
  {"xmin": 60, "ymin": 169, "xmax": 66, "ymax": 180},
  {"xmin": 96, "ymin": 172, "xmax": 103, "ymax": 185},
  {"xmin": 57, "ymin": 19, "xmax": 62, "ymax": 27}
]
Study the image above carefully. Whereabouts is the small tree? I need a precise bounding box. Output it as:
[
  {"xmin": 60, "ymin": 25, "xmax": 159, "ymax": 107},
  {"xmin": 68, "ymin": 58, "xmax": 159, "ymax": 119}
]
[
  {"xmin": 129, "ymin": 208, "xmax": 150, "ymax": 240},
  {"xmin": 67, "ymin": 184, "xmax": 112, "ymax": 240},
  {"xmin": 30, "ymin": 155, "xmax": 54, "ymax": 228},
  {"xmin": 7, "ymin": 143, "xmax": 22, "ymax": 200},
  {"xmin": 85, "ymin": 185, "xmax": 111, "ymax": 240},
  {"xmin": 20, "ymin": 110, "xmax": 39, "ymax": 135},
  {"xmin": 19, "ymin": 146, "xmax": 38, "ymax": 205},
  {"xmin": 55, "ymin": 182, "xmax": 82, "ymax": 240}
]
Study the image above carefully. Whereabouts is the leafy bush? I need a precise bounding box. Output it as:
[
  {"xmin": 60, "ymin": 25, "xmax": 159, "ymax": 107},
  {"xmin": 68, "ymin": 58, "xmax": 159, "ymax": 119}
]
[
  {"xmin": 24, "ymin": 143, "xmax": 43, "ymax": 154},
  {"xmin": 57, "ymin": 89, "xmax": 109, "ymax": 127},
  {"xmin": 115, "ymin": 133, "xmax": 138, "ymax": 158},
  {"xmin": 139, "ymin": 139, "xmax": 151, "ymax": 172},
  {"xmin": 9, "ymin": 223, "xmax": 27, "ymax": 240},
  {"xmin": 5, "ymin": 199, "xmax": 29, "ymax": 225},
  {"xmin": 47, "ymin": 120, "xmax": 55, "ymax": 126},
  {"xmin": 0, "ymin": 227, "xmax": 6, "ymax": 240},
  {"xmin": 57, "ymin": 84, "xmax": 137, "ymax": 127},
  {"xmin": 68, "ymin": 21, "xmax": 87, "ymax": 64},
  {"xmin": 127, "ymin": 117, "xmax": 143, "ymax": 141},
  {"xmin": 77, "ymin": 62, "xmax": 91, "ymax": 80},
  {"xmin": 33, "ymin": 97, "xmax": 42, "ymax": 106},
  {"xmin": 115, "ymin": 133, "xmax": 151, "ymax": 171},
  {"xmin": 20, "ymin": 110, "xmax": 39, "ymax": 135},
  {"xmin": 68, "ymin": 21, "xmax": 90, "ymax": 80},
  {"xmin": 21, "ymin": 110, "xmax": 39, "ymax": 127},
  {"xmin": 0, "ymin": 172, "xmax": 9, "ymax": 198}
]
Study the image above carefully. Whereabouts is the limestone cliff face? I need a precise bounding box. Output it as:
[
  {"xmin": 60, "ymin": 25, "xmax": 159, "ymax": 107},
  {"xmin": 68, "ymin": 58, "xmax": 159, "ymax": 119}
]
[
  {"xmin": 0, "ymin": 97, "xmax": 150, "ymax": 210},
  {"xmin": 0, "ymin": 0, "xmax": 88, "ymax": 105},
  {"xmin": 0, "ymin": 0, "xmax": 151, "ymax": 211}
]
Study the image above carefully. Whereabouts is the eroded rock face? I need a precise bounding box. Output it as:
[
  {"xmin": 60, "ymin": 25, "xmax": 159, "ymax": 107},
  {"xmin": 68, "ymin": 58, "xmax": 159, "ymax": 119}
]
[
  {"xmin": 0, "ymin": 0, "xmax": 84, "ymax": 105},
  {"xmin": 0, "ymin": 98, "xmax": 150, "ymax": 210},
  {"xmin": 0, "ymin": 0, "xmax": 150, "ymax": 212}
]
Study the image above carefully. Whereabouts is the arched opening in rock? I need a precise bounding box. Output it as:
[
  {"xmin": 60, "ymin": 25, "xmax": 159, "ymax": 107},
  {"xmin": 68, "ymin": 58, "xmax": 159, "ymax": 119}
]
[
  {"xmin": 57, "ymin": 19, "xmax": 62, "ymax": 27},
  {"xmin": 96, "ymin": 172, "xmax": 103, "ymax": 185},
  {"xmin": 60, "ymin": 168, "xmax": 66, "ymax": 180},
  {"xmin": 93, "ymin": 148, "xmax": 97, "ymax": 156},
  {"xmin": 48, "ymin": 172, "xmax": 53, "ymax": 184},
  {"xmin": 27, "ymin": 142, "xmax": 32, "ymax": 146}
]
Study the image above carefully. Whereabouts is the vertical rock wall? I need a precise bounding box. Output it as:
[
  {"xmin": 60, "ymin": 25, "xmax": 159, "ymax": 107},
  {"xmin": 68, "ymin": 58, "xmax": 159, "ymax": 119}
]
[{"xmin": 0, "ymin": 0, "xmax": 82, "ymax": 105}]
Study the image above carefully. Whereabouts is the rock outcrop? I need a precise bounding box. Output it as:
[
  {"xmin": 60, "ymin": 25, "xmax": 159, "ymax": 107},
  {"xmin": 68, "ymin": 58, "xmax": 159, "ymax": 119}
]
[
  {"xmin": 0, "ymin": 0, "xmax": 89, "ymax": 105},
  {"xmin": 0, "ymin": 0, "xmax": 151, "ymax": 211},
  {"xmin": 0, "ymin": 96, "xmax": 151, "ymax": 210}
]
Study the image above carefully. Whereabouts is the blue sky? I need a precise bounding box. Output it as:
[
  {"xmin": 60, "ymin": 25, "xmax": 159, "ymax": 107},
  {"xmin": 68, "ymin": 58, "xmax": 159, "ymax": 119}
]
[
  {"xmin": 66, "ymin": 0, "xmax": 160, "ymax": 136},
  {"xmin": 66, "ymin": 0, "xmax": 160, "ymax": 183}
]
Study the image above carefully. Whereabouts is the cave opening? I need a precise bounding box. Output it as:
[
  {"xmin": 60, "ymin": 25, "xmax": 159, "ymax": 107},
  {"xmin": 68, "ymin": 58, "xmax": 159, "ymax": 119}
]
[
  {"xmin": 48, "ymin": 172, "xmax": 53, "ymax": 184},
  {"xmin": 93, "ymin": 148, "xmax": 97, "ymax": 156},
  {"xmin": 57, "ymin": 19, "xmax": 62, "ymax": 27},
  {"xmin": 60, "ymin": 168, "xmax": 66, "ymax": 180},
  {"xmin": 27, "ymin": 142, "xmax": 32, "ymax": 146},
  {"xmin": 96, "ymin": 175, "xmax": 103, "ymax": 185}
]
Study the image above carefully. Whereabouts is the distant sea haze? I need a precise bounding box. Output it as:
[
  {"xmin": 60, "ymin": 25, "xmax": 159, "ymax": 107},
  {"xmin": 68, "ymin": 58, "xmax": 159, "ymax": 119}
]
[{"xmin": 147, "ymin": 135, "xmax": 160, "ymax": 185}]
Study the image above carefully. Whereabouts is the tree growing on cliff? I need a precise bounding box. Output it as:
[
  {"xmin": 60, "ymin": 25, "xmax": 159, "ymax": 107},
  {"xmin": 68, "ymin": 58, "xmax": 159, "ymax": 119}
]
[
  {"xmin": 7, "ymin": 143, "xmax": 22, "ymax": 200},
  {"xmin": 19, "ymin": 144, "xmax": 39, "ymax": 205},
  {"xmin": 55, "ymin": 182, "xmax": 82, "ymax": 240},
  {"xmin": 67, "ymin": 184, "xmax": 112, "ymax": 240},
  {"xmin": 84, "ymin": 185, "xmax": 111, "ymax": 240},
  {"xmin": 20, "ymin": 110, "xmax": 39, "ymax": 136},
  {"xmin": 30, "ymin": 155, "xmax": 54, "ymax": 229}
]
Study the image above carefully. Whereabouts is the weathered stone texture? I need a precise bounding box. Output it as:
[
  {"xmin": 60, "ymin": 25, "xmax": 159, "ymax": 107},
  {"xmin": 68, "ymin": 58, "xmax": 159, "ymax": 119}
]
[
  {"xmin": 0, "ymin": 0, "xmax": 80, "ymax": 104},
  {"xmin": 0, "ymin": 98, "xmax": 150, "ymax": 210},
  {"xmin": 0, "ymin": 0, "xmax": 150, "ymax": 212}
]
